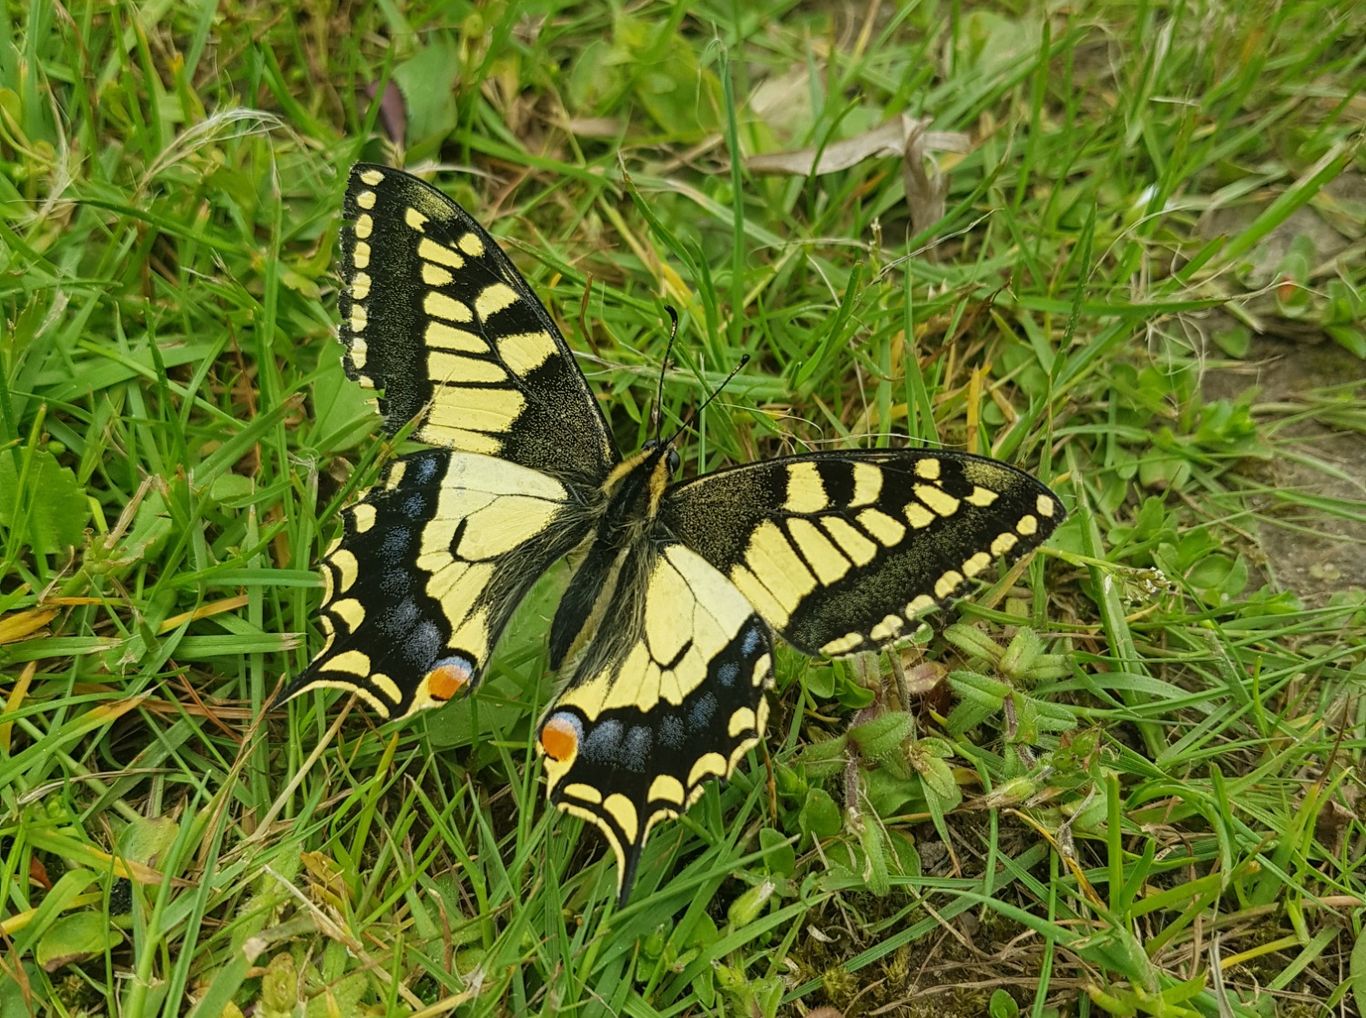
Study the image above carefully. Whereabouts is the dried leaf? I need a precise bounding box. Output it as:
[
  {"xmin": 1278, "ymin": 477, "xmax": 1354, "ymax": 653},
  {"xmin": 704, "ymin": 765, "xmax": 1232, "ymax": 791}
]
[
  {"xmin": 1, "ymin": 661, "xmax": 36, "ymax": 752},
  {"xmin": 0, "ymin": 608, "xmax": 56, "ymax": 644},
  {"xmin": 747, "ymin": 114, "xmax": 969, "ymax": 234},
  {"xmin": 561, "ymin": 116, "xmax": 625, "ymax": 139},
  {"xmin": 750, "ymin": 67, "xmax": 814, "ymax": 136},
  {"xmin": 364, "ymin": 79, "xmax": 408, "ymax": 147}
]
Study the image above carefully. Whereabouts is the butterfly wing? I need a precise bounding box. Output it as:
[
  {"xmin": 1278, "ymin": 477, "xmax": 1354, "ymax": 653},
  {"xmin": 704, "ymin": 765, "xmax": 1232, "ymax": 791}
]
[
  {"xmin": 658, "ymin": 450, "xmax": 1064, "ymax": 656},
  {"xmin": 288, "ymin": 165, "xmax": 622, "ymax": 717},
  {"xmin": 339, "ymin": 164, "xmax": 618, "ymax": 485},
  {"xmin": 285, "ymin": 450, "xmax": 593, "ymax": 719},
  {"xmin": 537, "ymin": 542, "xmax": 773, "ymax": 903}
]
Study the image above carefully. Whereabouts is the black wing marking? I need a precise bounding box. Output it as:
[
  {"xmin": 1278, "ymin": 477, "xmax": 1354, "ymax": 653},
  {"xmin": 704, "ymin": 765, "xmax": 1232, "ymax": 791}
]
[
  {"xmin": 658, "ymin": 450, "xmax": 1065, "ymax": 656},
  {"xmin": 338, "ymin": 164, "xmax": 618, "ymax": 487}
]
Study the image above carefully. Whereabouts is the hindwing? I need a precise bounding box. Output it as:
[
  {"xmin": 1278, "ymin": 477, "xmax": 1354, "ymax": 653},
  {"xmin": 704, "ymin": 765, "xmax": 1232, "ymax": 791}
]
[
  {"xmin": 338, "ymin": 164, "xmax": 618, "ymax": 485},
  {"xmin": 285, "ymin": 450, "xmax": 591, "ymax": 719},
  {"xmin": 659, "ymin": 450, "xmax": 1065, "ymax": 657},
  {"xmin": 537, "ymin": 543, "xmax": 773, "ymax": 903}
]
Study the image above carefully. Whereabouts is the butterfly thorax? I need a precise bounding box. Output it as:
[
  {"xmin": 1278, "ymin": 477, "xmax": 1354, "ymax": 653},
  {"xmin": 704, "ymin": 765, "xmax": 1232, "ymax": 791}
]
[
  {"xmin": 548, "ymin": 445, "xmax": 674, "ymax": 671},
  {"xmin": 599, "ymin": 444, "xmax": 673, "ymax": 527}
]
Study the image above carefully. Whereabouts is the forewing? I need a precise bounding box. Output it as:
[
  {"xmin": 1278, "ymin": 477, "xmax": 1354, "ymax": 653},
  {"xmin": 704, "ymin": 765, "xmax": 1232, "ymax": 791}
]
[
  {"xmin": 284, "ymin": 450, "xmax": 591, "ymax": 719},
  {"xmin": 658, "ymin": 450, "xmax": 1065, "ymax": 657},
  {"xmin": 537, "ymin": 544, "xmax": 773, "ymax": 904},
  {"xmin": 339, "ymin": 164, "xmax": 618, "ymax": 484}
]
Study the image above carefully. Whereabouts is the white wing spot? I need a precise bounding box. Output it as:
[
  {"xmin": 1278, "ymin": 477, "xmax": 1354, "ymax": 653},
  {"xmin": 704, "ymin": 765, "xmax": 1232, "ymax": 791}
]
[
  {"xmin": 870, "ymin": 613, "xmax": 904, "ymax": 642},
  {"xmin": 905, "ymin": 594, "xmax": 935, "ymax": 618},
  {"xmin": 962, "ymin": 551, "xmax": 992, "ymax": 578},
  {"xmin": 820, "ymin": 632, "xmax": 863, "ymax": 656},
  {"xmin": 990, "ymin": 531, "xmax": 1018, "ymax": 556},
  {"xmin": 934, "ymin": 569, "xmax": 964, "ymax": 599}
]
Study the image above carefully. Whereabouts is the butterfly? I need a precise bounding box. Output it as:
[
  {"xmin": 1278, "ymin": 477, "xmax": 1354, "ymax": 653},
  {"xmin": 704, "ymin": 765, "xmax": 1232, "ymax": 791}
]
[{"xmin": 281, "ymin": 163, "xmax": 1065, "ymax": 904}]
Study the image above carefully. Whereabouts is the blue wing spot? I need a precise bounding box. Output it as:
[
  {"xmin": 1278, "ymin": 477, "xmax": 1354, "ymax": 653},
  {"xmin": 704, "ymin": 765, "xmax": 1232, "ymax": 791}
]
[
  {"xmin": 688, "ymin": 692, "xmax": 718, "ymax": 732},
  {"xmin": 583, "ymin": 719, "xmax": 624, "ymax": 766},
  {"xmin": 399, "ymin": 492, "xmax": 428, "ymax": 519},
  {"xmin": 623, "ymin": 725, "xmax": 652, "ymax": 773},
  {"xmin": 411, "ymin": 455, "xmax": 442, "ymax": 485},
  {"xmin": 379, "ymin": 567, "xmax": 411, "ymax": 598},
  {"xmin": 659, "ymin": 713, "xmax": 685, "ymax": 749},
  {"xmin": 407, "ymin": 620, "xmax": 443, "ymax": 667},
  {"xmin": 433, "ymin": 653, "xmax": 474, "ymax": 675},
  {"xmin": 716, "ymin": 661, "xmax": 740, "ymax": 687},
  {"xmin": 377, "ymin": 598, "xmax": 419, "ymax": 636},
  {"xmin": 740, "ymin": 622, "xmax": 762, "ymax": 657},
  {"xmin": 380, "ymin": 526, "xmax": 413, "ymax": 561}
]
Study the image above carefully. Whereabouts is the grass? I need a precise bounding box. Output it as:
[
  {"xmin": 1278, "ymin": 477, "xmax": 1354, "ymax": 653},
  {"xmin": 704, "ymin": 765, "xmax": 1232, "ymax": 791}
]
[{"xmin": 2, "ymin": 1, "xmax": 1365, "ymax": 1015}]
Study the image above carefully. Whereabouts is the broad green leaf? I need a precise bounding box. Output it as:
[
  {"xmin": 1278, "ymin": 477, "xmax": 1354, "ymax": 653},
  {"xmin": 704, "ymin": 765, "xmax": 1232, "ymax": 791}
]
[
  {"xmin": 0, "ymin": 447, "xmax": 87, "ymax": 550},
  {"xmin": 393, "ymin": 36, "xmax": 461, "ymax": 147},
  {"xmin": 35, "ymin": 912, "xmax": 123, "ymax": 971},
  {"xmin": 116, "ymin": 815, "xmax": 179, "ymax": 867}
]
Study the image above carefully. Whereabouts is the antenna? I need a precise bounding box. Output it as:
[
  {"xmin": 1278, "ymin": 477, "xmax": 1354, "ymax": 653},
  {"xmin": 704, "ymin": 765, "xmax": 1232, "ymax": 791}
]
[
  {"xmin": 665, "ymin": 353, "xmax": 751, "ymax": 447},
  {"xmin": 651, "ymin": 307, "xmax": 679, "ymax": 444}
]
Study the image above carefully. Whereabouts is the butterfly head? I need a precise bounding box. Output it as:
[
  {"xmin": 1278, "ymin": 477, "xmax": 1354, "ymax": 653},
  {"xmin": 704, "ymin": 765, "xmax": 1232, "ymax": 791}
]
[{"xmin": 642, "ymin": 438, "xmax": 681, "ymax": 476}]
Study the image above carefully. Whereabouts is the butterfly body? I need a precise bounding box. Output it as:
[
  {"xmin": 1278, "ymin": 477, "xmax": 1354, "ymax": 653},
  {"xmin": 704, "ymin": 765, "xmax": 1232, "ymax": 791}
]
[
  {"xmin": 284, "ymin": 163, "xmax": 1064, "ymax": 903},
  {"xmin": 547, "ymin": 443, "xmax": 675, "ymax": 672}
]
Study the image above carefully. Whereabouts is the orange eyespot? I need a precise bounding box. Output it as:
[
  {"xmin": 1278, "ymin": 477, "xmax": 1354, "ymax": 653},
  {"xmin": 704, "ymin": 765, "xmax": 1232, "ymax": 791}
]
[
  {"xmin": 540, "ymin": 714, "xmax": 581, "ymax": 762},
  {"xmin": 425, "ymin": 659, "xmax": 471, "ymax": 701}
]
